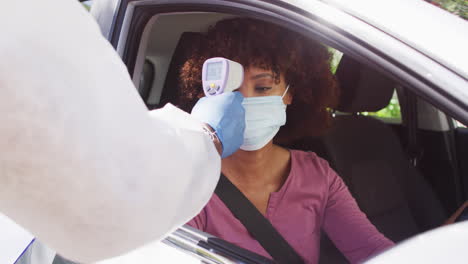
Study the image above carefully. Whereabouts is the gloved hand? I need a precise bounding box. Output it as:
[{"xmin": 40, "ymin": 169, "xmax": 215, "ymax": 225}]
[{"xmin": 191, "ymin": 92, "xmax": 245, "ymax": 158}]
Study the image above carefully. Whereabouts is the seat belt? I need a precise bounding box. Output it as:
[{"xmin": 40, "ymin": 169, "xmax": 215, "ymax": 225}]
[
  {"xmin": 405, "ymin": 90, "xmax": 422, "ymax": 167},
  {"xmin": 215, "ymin": 174, "xmax": 305, "ymax": 264}
]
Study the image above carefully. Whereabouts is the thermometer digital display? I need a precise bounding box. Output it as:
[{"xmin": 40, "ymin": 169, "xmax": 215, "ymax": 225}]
[{"xmin": 202, "ymin": 57, "xmax": 244, "ymax": 96}]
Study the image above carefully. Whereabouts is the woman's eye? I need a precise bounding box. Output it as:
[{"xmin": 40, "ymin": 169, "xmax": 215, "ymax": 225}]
[{"xmin": 255, "ymin": 86, "xmax": 272, "ymax": 92}]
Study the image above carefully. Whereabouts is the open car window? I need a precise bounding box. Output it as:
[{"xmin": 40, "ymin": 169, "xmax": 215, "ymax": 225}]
[{"xmin": 85, "ymin": 0, "xmax": 468, "ymax": 262}]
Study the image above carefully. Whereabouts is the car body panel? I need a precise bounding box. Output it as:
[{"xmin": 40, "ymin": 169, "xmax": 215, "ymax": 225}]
[
  {"xmin": 366, "ymin": 221, "xmax": 468, "ymax": 263},
  {"xmin": 322, "ymin": 0, "xmax": 468, "ymax": 79}
]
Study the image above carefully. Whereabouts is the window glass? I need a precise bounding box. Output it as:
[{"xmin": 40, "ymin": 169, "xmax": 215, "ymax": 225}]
[
  {"xmin": 361, "ymin": 91, "xmax": 402, "ymax": 123},
  {"xmin": 329, "ymin": 48, "xmax": 343, "ymax": 74},
  {"xmin": 328, "ymin": 49, "xmax": 401, "ymax": 123},
  {"xmin": 455, "ymin": 120, "xmax": 467, "ymax": 128},
  {"xmin": 81, "ymin": 1, "xmax": 92, "ymax": 11},
  {"xmin": 138, "ymin": 60, "xmax": 155, "ymax": 102}
]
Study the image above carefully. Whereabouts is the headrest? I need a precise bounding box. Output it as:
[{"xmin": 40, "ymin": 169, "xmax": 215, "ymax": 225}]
[{"xmin": 335, "ymin": 56, "xmax": 395, "ymax": 113}]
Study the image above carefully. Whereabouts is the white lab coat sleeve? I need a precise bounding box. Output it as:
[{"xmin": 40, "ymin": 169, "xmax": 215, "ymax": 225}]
[
  {"xmin": 0, "ymin": 0, "xmax": 221, "ymax": 262},
  {"xmin": 14, "ymin": 240, "xmax": 56, "ymax": 264}
]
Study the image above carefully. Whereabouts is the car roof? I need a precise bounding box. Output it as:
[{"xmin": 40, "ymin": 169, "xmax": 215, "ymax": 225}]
[
  {"xmin": 93, "ymin": 0, "xmax": 467, "ymax": 79},
  {"xmin": 310, "ymin": 0, "xmax": 468, "ymax": 79}
]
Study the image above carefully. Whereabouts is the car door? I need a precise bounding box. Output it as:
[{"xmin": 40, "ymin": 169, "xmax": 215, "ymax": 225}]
[
  {"xmin": 92, "ymin": 0, "xmax": 468, "ymax": 218},
  {"xmin": 90, "ymin": 0, "xmax": 468, "ymax": 262},
  {"xmin": 455, "ymin": 122, "xmax": 468, "ymax": 197}
]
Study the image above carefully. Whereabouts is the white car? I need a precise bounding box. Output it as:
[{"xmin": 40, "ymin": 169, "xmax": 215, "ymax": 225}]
[
  {"xmin": 89, "ymin": 0, "xmax": 468, "ymax": 263},
  {"xmin": 18, "ymin": 0, "xmax": 468, "ymax": 263}
]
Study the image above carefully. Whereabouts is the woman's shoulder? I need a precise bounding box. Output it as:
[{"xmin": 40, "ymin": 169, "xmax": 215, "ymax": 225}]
[
  {"xmin": 284, "ymin": 149, "xmax": 338, "ymax": 204},
  {"xmin": 186, "ymin": 194, "xmax": 228, "ymax": 231},
  {"xmin": 289, "ymin": 149, "xmax": 343, "ymax": 192},
  {"xmin": 290, "ymin": 149, "xmax": 333, "ymax": 173},
  {"xmin": 288, "ymin": 149, "xmax": 338, "ymax": 188}
]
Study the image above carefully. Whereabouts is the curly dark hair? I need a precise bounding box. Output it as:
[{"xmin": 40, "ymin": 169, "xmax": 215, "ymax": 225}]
[{"xmin": 179, "ymin": 17, "xmax": 340, "ymax": 145}]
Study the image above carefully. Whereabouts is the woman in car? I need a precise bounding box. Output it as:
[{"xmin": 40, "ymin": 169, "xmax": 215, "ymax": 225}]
[{"xmin": 180, "ymin": 18, "xmax": 394, "ymax": 264}]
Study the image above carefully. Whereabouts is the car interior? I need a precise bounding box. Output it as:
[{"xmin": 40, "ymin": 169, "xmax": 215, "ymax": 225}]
[{"xmin": 127, "ymin": 11, "xmax": 467, "ymax": 264}]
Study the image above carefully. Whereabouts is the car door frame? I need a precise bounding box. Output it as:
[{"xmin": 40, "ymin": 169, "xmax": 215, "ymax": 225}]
[
  {"xmin": 91, "ymin": 0, "xmax": 468, "ymax": 207},
  {"xmin": 92, "ymin": 0, "xmax": 468, "ymax": 205},
  {"xmin": 91, "ymin": 0, "xmax": 468, "ymax": 126},
  {"xmin": 88, "ymin": 0, "xmax": 468, "ymax": 260}
]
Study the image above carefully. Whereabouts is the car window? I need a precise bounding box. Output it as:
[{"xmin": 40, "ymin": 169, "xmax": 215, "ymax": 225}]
[
  {"xmin": 138, "ymin": 59, "xmax": 155, "ymax": 103},
  {"xmin": 329, "ymin": 49, "xmax": 402, "ymax": 124},
  {"xmin": 329, "ymin": 48, "xmax": 343, "ymax": 74},
  {"xmin": 361, "ymin": 91, "xmax": 402, "ymax": 123},
  {"xmin": 81, "ymin": 0, "xmax": 92, "ymax": 11},
  {"xmin": 455, "ymin": 120, "xmax": 467, "ymax": 128},
  {"xmin": 423, "ymin": 0, "xmax": 467, "ymax": 20}
]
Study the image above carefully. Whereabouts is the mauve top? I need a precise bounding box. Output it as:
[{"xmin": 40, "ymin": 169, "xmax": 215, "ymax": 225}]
[{"xmin": 188, "ymin": 150, "xmax": 394, "ymax": 264}]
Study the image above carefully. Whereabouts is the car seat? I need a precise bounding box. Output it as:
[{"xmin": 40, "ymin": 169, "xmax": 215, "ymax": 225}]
[{"xmin": 314, "ymin": 56, "xmax": 447, "ymax": 263}]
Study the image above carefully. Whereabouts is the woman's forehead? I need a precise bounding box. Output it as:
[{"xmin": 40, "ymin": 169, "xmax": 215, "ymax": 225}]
[
  {"xmin": 245, "ymin": 66, "xmax": 273, "ymax": 76},
  {"xmin": 245, "ymin": 66, "xmax": 284, "ymax": 84}
]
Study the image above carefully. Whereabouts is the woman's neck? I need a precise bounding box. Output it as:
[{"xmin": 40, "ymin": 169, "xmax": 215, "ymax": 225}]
[{"xmin": 222, "ymin": 143, "xmax": 290, "ymax": 190}]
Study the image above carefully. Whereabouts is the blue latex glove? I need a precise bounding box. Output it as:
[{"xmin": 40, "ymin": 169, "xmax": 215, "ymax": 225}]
[{"xmin": 191, "ymin": 92, "xmax": 245, "ymax": 158}]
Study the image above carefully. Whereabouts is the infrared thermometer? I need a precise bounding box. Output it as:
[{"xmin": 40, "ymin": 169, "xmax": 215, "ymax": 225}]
[{"xmin": 202, "ymin": 57, "xmax": 244, "ymax": 96}]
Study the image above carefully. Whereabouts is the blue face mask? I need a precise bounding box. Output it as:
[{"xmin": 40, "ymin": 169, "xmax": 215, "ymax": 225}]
[{"xmin": 240, "ymin": 85, "xmax": 289, "ymax": 151}]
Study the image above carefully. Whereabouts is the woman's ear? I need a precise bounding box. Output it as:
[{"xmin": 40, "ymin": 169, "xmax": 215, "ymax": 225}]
[{"xmin": 283, "ymin": 90, "xmax": 293, "ymax": 105}]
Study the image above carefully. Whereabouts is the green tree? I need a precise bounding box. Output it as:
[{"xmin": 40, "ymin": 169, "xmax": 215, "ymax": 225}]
[{"xmin": 362, "ymin": 94, "xmax": 401, "ymax": 120}]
